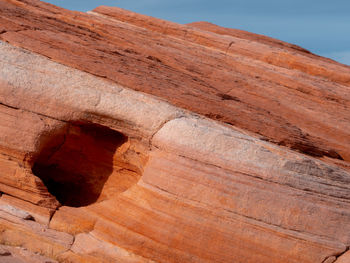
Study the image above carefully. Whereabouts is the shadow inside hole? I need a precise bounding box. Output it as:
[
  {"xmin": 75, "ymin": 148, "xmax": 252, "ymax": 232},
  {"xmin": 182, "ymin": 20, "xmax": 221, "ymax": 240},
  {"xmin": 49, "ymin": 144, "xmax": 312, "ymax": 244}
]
[{"xmin": 32, "ymin": 123, "xmax": 127, "ymax": 207}]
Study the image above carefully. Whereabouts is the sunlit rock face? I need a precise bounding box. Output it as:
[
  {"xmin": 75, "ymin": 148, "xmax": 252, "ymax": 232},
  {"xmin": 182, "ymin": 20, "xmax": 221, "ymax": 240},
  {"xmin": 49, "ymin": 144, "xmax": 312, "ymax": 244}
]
[{"xmin": 0, "ymin": 0, "xmax": 350, "ymax": 262}]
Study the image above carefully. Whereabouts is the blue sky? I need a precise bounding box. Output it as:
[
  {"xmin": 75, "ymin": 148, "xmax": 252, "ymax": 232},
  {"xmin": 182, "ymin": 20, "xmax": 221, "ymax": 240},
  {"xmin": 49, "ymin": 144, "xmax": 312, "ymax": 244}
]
[{"xmin": 44, "ymin": 0, "xmax": 350, "ymax": 65}]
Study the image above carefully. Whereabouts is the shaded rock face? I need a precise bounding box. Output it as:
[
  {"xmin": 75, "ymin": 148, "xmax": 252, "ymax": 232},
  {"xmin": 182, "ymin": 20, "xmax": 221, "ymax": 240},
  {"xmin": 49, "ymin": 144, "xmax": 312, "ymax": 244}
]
[
  {"xmin": 31, "ymin": 123, "xmax": 139, "ymax": 207},
  {"xmin": 0, "ymin": 0, "xmax": 349, "ymax": 263}
]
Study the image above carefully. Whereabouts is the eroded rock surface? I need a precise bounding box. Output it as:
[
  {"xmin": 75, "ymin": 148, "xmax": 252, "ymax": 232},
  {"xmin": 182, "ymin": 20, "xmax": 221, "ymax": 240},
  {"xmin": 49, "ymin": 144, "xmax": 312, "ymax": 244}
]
[{"xmin": 0, "ymin": 0, "xmax": 349, "ymax": 262}]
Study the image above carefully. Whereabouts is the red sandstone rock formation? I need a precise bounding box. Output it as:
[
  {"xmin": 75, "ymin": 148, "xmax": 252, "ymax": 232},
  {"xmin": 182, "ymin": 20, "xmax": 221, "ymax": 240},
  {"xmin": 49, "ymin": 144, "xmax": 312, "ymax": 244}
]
[{"xmin": 0, "ymin": 0, "xmax": 349, "ymax": 262}]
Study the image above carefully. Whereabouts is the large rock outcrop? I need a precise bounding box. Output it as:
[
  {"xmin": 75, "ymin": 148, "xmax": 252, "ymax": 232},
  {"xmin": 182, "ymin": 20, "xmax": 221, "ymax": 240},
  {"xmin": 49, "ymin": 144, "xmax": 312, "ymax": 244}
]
[{"xmin": 0, "ymin": 0, "xmax": 349, "ymax": 262}]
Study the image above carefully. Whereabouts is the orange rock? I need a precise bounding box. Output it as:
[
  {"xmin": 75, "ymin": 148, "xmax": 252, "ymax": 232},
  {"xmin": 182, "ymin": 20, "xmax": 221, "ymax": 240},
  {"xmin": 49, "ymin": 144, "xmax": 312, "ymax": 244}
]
[
  {"xmin": 0, "ymin": 244, "xmax": 58, "ymax": 263},
  {"xmin": 335, "ymin": 251, "xmax": 350, "ymax": 263},
  {"xmin": 1, "ymin": 0, "xmax": 349, "ymax": 166},
  {"xmin": 0, "ymin": 194, "xmax": 53, "ymax": 225},
  {"xmin": 0, "ymin": 0, "xmax": 349, "ymax": 262},
  {"xmin": 49, "ymin": 206, "xmax": 96, "ymax": 235},
  {"xmin": 0, "ymin": 210, "xmax": 73, "ymax": 259}
]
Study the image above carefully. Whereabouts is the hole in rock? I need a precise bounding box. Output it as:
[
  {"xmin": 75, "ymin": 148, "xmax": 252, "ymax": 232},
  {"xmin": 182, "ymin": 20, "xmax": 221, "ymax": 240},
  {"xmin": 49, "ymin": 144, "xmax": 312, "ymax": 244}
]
[{"xmin": 32, "ymin": 123, "xmax": 143, "ymax": 207}]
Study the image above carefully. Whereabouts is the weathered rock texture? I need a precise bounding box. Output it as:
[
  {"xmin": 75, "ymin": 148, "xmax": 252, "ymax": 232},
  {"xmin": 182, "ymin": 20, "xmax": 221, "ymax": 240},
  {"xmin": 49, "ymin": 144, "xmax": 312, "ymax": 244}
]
[{"xmin": 0, "ymin": 0, "xmax": 349, "ymax": 262}]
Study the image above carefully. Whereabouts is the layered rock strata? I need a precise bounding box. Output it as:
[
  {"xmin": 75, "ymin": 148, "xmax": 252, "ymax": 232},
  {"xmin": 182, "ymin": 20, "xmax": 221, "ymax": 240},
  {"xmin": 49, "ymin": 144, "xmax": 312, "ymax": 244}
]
[{"xmin": 0, "ymin": 0, "xmax": 349, "ymax": 262}]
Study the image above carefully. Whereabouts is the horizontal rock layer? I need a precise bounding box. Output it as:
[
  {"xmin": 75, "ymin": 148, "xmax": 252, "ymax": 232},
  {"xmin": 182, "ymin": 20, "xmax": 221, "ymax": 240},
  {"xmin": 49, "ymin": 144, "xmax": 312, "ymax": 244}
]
[{"xmin": 0, "ymin": 1, "xmax": 349, "ymax": 263}]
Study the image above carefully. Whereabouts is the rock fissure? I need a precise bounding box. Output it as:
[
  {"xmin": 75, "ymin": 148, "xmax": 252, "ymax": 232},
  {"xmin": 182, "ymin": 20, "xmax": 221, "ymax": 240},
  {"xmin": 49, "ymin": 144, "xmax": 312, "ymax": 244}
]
[
  {"xmin": 0, "ymin": 102, "xmax": 19, "ymax": 110},
  {"xmin": 0, "ymin": 100, "xmax": 68, "ymax": 123},
  {"xmin": 323, "ymin": 246, "xmax": 350, "ymax": 263},
  {"xmin": 335, "ymin": 246, "xmax": 350, "ymax": 261},
  {"xmin": 0, "ymin": 28, "xmax": 37, "ymax": 36},
  {"xmin": 225, "ymin": 41, "xmax": 235, "ymax": 55}
]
